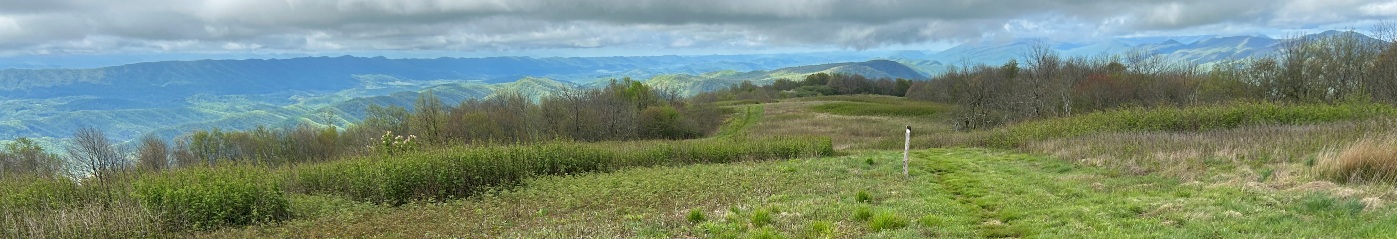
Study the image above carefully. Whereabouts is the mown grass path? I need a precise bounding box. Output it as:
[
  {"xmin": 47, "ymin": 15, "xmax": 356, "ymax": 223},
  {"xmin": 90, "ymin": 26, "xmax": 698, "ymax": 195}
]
[{"xmin": 205, "ymin": 148, "xmax": 1397, "ymax": 238}]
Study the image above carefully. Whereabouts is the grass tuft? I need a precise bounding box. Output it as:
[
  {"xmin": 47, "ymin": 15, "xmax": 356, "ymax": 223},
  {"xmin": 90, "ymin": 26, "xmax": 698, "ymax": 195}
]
[
  {"xmin": 867, "ymin": 211, "xmax": 907, "ymax": 231},
  {"xmin": 1316, "ymin": 137, "xmax": 1397, "ymax": 184},
  {"xmin": 852, "ymin": 206, "xmax": 872, "ymax": 222},
  {"xmin": 750, "ymin": 207, "xmax": 775, "ymax": 228},
  {"xmin": 687, "ymin": 208, "xmax": 707, "ymax": 223},
  {"xmin": 801, "ymin": 220, "xmax": 834, "ymax": 238},
  {"xmin": 855, "ymin": 190, "xmax": 873, "ymax": 203},
  {"xmin": 1298, "ymin": 193, "xmax": 1366, "ymax": 216}
]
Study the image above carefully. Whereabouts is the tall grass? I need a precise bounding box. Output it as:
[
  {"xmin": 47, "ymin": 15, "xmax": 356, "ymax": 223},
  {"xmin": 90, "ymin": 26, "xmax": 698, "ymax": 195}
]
[
  {"xmin": 295, "ymin": 136, "xmax": 833, "ymax": 205},
  {"xmin": 133, "ymin": 165, "xmax": 290, "ymax": 231},
  {"xmin": 992, "ymin": 102, "xmax": 1397, "ymax": 147},
  {"xmin": 810, "ymin": 101, "xmax": 943, "ymax": 117},
  {"xmin": 1315, "ymin": 136, "xmax": 1397, "ymax": 184},
  {"xmin": 1, "ymin": 174, "xmax": 157, "ymax": 238}
]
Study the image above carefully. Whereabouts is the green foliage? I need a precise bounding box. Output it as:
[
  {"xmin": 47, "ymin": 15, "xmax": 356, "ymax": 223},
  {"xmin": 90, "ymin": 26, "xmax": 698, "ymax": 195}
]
[
  {"xmin": 716, "ymin": 105, "xmax": 762, "ymax": 138},
  {"xmin": 375, "ymin": 131, "xmax": 419, "ymax": 157},
  {"xmin": 855, "ymin": 190, "xmax": 872, "ymax": 203},
  {"xmin": 640, "ymin": 105, "xmax": 701, "ymax": 139},
  {"xmin": 1297, "ymin": 193, "xmax": 1366, "ymax": 216},
  {"xmin": 800, "ymin": 220, "xmax": 834, "ymax": 238},
  {"xmin": 296, "ymin": 137, "xmax": 833, "ymax": 204},
  {"xmin": 0, "ymin": 175, "xmax": 85, "ymax": 211},
  {"xmin": 687, "ymin": 208, "xmax": 707, "ymax": 223},
  {"xmin": 868, "ymin": 211, "xmax": 908, "ymax": 231},
  {"xmin": 749, "ymin": 227, "xmax": 785, "ymax": 239},
  {"xmin": 990, "ymin": 102, "xmax": 1397, "ymax": 147},
  {"xmin": 750, "ymin": 207, "xmax": 775, "ymax": 228},
  {"xmin": 134, "ymin": 166, "xmax": 289, "ymax": 231},
  {"xmin": 852, "ymin": 206, "xmax": 872, "ymax": 221},
  {"xmin": 0, "ymin": 137, "xmax": 66, "ymax": 178}
]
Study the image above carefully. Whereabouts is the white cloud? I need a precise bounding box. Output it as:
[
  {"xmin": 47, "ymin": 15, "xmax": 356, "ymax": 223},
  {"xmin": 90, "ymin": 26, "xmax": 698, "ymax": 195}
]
[
  {"xmin": 1362, "ymin": 1, "xmax": 1397, "ymax": 16},
  {"xmin": 0, "ymin": 0, "xmax": 1389, "ymax": 56},
  {"xmin": 0, "ymin": 16, "xmax": 20, "ymax": 38}
]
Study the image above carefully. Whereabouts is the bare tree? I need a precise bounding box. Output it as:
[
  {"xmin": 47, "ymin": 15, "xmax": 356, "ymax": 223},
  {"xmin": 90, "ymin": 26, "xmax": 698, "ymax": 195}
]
[
  {"xmin": 1368, "ymin": 21, "xmax": 1397, "ymax": 103},
  {"xmin": 1023, "ymin": 44, "xmax": 1062, "ymax": 117},
  {"xmin": 171, "ymin": 139, "xmax": 199, "ymax": 168},
  {"xmin": 66, "ymin": 127, "xmax": 128, "ymax": 205},
  {"xmin": 410, "ymin": 91, "xmax": 448, "ymax": 144},
  {"xmin": 135, "ymin": 135, "xmax": 169, "ymax": 172}
]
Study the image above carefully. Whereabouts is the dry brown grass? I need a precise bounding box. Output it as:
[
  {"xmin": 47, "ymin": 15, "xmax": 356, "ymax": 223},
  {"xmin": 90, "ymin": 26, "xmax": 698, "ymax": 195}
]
[
  {"xmin": 1316, "ymin": 136, "xmax": 1397, "ymax": 184},
  {"xmin": 1023, "ymin": 119, "xmax": 1397, "ymax": 181},
  {"xmin": 1, "ymin": 198, "xmax": 157, "ymax": 238},
  {"xmin": 743, "ymin": 96, "xmax": 980, "ymax": 150}
]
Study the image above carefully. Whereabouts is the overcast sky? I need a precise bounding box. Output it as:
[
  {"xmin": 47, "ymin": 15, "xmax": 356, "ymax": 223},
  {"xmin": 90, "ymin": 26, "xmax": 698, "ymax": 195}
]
[{"xmin": 0, "ymin": 0, "xmax": 1394, "ymax": 58}]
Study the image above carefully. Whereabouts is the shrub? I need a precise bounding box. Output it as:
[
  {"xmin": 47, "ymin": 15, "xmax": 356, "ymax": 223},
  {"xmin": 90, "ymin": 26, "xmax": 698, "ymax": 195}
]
[
  {"xmin": 134, "ymin": 166, "xmax": 289, "ymax": 231},
  {"xmin": 868, "ymin": 211, "xmax": 908, "ymax": 231},
  {"xmin": 1316, "ymin": 137, "xmax": 1397, "ymax": 184},
  {"xmin": 0, "ymin": 175, "xmax": 85, "ymax": 211},
  {"xmin": 297, "ymin": 137, "xmax": 833, "ymax": 204}
]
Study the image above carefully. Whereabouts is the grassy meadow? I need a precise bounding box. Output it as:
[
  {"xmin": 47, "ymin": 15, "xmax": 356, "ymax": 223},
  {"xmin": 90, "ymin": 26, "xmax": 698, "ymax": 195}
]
[
  {"xmin": 9, "ymin": 94, "xmax": 1397, "ymax": 238},
  {"xmin": 190, "ymin": 94, "xmax": 1397, "ymax": 237}
]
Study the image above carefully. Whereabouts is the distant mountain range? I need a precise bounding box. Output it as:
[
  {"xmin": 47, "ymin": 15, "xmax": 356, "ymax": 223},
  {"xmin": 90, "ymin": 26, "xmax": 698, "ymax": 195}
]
[
  {"xmin": 888, "ymin": 30, "xmax": 1388, "ymax": 75},
  {"xmin": 1, "ymin": 31, "xmax": 1387, "ymax": 147}
]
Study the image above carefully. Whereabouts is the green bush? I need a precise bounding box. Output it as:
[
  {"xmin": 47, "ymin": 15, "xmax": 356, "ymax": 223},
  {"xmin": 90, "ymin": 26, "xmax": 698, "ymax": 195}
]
[
  {"xmin": 990, "ymin": 102, "xmax": 1397, "ymax": 147},
  {"xmin": 134, "ymin": 166, "xmax": 289, "ymax": 231},
  {"xmin": 0, "ymin": 175, "xmax": 85, "ymax": 212},
  {"xmin": 297, "ymin": 137, "xmax": 833, "ymax": 204}
]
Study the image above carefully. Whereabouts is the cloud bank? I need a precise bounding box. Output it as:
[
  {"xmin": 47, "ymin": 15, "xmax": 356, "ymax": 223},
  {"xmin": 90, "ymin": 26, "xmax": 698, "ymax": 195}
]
[{"xmin": 0, "ymin": 0, "xmax": 1391, "ymax": 56}]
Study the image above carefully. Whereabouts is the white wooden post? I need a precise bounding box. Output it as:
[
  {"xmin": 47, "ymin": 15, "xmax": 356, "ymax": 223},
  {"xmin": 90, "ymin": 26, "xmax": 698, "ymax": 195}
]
[{"xmin": 903, "ymin": 126, "xmax": 911, "ymax": 177}]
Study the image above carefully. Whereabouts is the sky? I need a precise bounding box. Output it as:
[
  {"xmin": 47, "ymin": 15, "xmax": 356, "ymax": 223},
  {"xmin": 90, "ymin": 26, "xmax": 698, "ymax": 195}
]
[{"xmin": 0, "ymin": 0, "xmax": 1394, "ymax": 64}]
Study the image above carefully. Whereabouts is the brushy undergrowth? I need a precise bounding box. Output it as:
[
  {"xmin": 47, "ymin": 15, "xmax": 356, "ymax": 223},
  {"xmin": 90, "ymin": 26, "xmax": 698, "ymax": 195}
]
[
  {"xmin": 1316, "ymin": 136, "xmax": 1397, "ymax": 184},
  {"xmin": 295, "ymin": 136, "xmax": 833, "ymax": 205},
  {"xmin": 0, "ymin": 175, "xmax": 85, "ymax": 212},
  {"xmin": 134, "ymin": 166, "xmax": 290, "ymax": 231},
  {"xmin": 991, "ymin": 102, "xmax": 1397, "ymax": 147}
]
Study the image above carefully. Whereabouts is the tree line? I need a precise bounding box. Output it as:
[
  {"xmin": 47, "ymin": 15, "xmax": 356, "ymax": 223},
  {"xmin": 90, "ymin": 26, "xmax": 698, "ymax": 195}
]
[
  {"xmin": 692, "ymin": 72, "xmax": 915, "ymax": 103},
  {"xmin": 906, "ymin": 28, "xmax": 1397, "ymax": 130},
  {"xmin": 0, "ymin": 78, "xmax": 727, "ymax": 179}
]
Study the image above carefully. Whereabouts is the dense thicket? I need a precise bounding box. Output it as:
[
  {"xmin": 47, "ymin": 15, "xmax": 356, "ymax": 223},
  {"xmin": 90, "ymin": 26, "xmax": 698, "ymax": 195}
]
[
  {"xmin": 907, "ymin": 30, "xmax": 1397, "ymax": 130},
  {"xmin": 692, "ymin": 72, "xmax": 914, "ymax": 103},
  {"xmin": 145, "ymin": 78, "xmax": 726, "ymax": 168}
]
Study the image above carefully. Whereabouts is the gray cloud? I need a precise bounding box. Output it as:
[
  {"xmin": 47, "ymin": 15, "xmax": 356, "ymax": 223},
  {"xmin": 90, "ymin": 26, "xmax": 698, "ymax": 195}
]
[{"xmin": 0, "ymin": 0, "xmax": 1389, "ymax": 56}]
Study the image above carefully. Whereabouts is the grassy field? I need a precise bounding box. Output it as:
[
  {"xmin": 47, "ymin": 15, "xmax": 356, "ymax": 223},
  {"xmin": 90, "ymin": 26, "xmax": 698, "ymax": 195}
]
[
  {"xmin": 189, "ymin": 94, "xmax": 1397, "ymax": 237},
  {"xmin": 205, "ymin": 149, "xmax": 1397, "ymax": 238}
]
